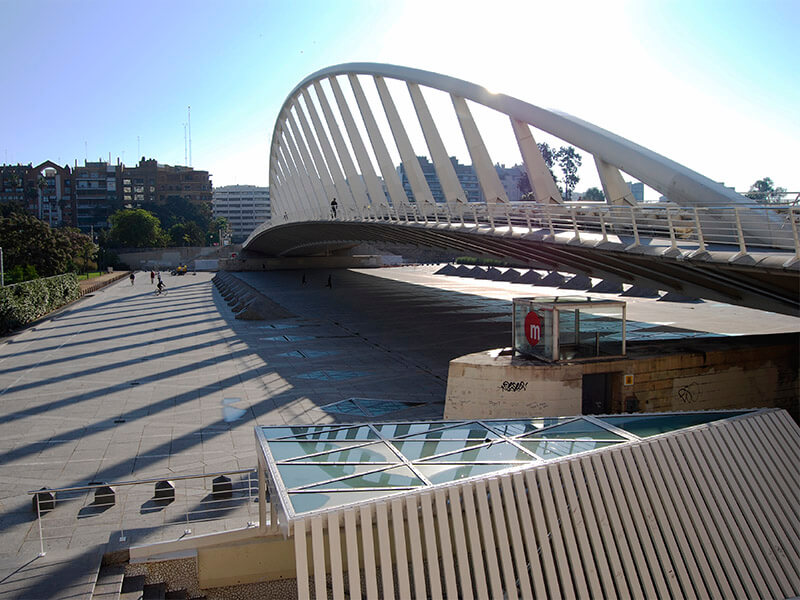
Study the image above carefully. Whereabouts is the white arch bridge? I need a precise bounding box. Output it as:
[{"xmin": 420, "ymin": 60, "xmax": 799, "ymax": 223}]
[{"xmin": 243, "ymin": 63, "xmax": 800, "ymax": 317}]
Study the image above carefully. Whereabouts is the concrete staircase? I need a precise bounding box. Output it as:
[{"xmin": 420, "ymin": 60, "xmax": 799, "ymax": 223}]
[{"xmin": 91, "ymin": 564, "xmax": 205, "ymax": 600}]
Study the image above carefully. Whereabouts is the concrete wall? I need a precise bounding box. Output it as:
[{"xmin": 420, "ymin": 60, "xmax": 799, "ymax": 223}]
[
  {"xmin": 116, "ymin": 246, "xmax": 238, "ymax": 270},
  {"xmin": 197, "ymin": 536, "xmax": 297, "ymax": 588},
  {"xmin": 221, "ymin": 255, "xmax": 388, "ymax": 271},
  {"xmin": 445, "ymin": 333, "xmax": 799, "ymax": 420}
]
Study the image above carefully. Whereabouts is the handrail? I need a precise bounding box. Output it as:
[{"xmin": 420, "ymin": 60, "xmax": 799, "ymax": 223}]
[
  {"xmin": 29, "ymin": 468, "xmax": 260, "ymax": 557},
  {"xmin": 27, "ymin": 468, "xmax": 255, "ymax": 495},
  {"xmin": 244, "ymin": 198, "xmax": 800, "ymax": 258}
]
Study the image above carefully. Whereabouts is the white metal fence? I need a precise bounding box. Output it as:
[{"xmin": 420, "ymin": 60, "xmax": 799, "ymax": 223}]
[
  {"xmin": 314, "ymin": 201, "xmax": 800, "ymax": 256},
  {"xmin": 28, "ymin": 469, "xmax": 259, "ymax": 556}
]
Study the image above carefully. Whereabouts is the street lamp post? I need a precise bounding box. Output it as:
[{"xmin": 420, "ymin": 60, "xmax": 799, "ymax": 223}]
[{"xmin": 1, "ymin": 246, "xmax": 4, "ymax": 287}]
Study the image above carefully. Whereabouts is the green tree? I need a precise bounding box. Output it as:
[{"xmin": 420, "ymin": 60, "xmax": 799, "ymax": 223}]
[
  {"xmin": 141, "ymin": 196, "xmax": 211, "ymax": 230},
  {"xmin": 746, "ymin": 177, "xmax": 786, "ymax": 203},
  {"xmin": 583, "ymin": 187, "xmax": 605, "ymax": 201},
  {"xmin": 168, "ymin": 221, "xmax": 204, "ymax": 246},
  {"xmin": 0, "ymin": 209, "xmax": 94, "ymax": 276},
  {"xmin": 107, "ymin": 208, "xmax": 168, "ymax": 248},
  {"xmin": 556, "ymin": 146, "xmax": 582, "ymax": 200},
  {"xmin": 207, "ymin": 216, "xmax": 230, "ymax": 245},
  {"xmin": 537, "ymin": 142, "xmax": 557, "ymax": 170}
]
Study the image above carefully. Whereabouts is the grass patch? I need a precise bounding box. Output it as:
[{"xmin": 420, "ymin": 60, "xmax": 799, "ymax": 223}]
[{"xmin": 76, "ymin": 272, "xmax": 103, "ymax": 281}]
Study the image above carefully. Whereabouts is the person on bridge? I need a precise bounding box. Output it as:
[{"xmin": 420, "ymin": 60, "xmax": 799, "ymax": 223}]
[
  {"xmin": 129, "ymin": 272, "xmax": 135, "ymax": 286},
  {"xmin": 330, "ymin": 198, "xmax": 338, "ymax": 219},
  {"xmin": 150, "ymin": 270, "xmax": 155, "ymax": 284}
]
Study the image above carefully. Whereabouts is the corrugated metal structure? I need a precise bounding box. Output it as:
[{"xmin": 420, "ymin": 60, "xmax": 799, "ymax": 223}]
[{"xmin": 258, "ymin": 408, "xmax": 800, "ymax": 599}]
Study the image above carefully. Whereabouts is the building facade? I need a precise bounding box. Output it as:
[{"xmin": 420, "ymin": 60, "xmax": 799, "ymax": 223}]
[
  {"xmin": 212, "ymin": 185, "xmax": 270, "ymax": 242},
  {"xmin": 73, "ymin": 161, "xmax": 118, "ymax": 233},
  {"xmin": 1, "ymin": 161, "xmax": 74, "ymax": 227},
  {"xmin": 120, "ymin": 158, "xmax": 212, "ymax": 206},
  {"xmin": 398, "ymin": 156, "xmax": 485, "ymax": 204},
  {"xmin": 2, "ymin": 158, "xmax": 212, "ymax": 233}
]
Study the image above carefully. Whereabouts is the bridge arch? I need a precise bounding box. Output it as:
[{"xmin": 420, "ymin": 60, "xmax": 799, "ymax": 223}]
[{"xmin": 266, "ymin": 62, "xmax": 750, "ymax": 224}]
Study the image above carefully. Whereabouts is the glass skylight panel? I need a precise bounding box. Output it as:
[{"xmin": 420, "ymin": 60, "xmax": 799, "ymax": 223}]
[
  {"xmin": 419, "ymin": 441, "xmax": 535, "ymax": 463},
  {"xmin": 599, "ymin": 411, "xmax": 748, "ymax": 438},
  {"xmin": 288, "ymin": 425, "xmax": 379, "ymax": 441},
  {"xmin": 259, "ymin": 410, "xmax": 756, "ymax": 519},
  {"xmin": 289, "ymin": 490, "xmax": 405, "ymax": 513},
  {"xmin": 521, "ymin": 419, "xmax": 627, "ymax": 441},
  {"xmin": 482, "ymin": 418, "xmax": 571, "ymax": 436},
  {"xmin": 519, "ymin": 440, "xmax": 620, "ymax": 460},
  {"xmin": 285, "ymin": 441, "xmax": 400, "ymax": 464},
  {"xmin": 399, "ymin": 423, "xmax": 498, "ymax": 441},
  {"xmin": 277, "ymin": 463, "xmax": 382, "ymax": 489},
  {"xmin": 300, "ymin": 466, "xmax": 424, "ymax": 490},
  {"xmin": 266, "ymin": 440, "xmax": 370, "ymax": 461},
  {"xmin": 416, "ymin": 463, "xmax": 521, "ymax": 484},
  {"xmin": 373, "ymin": 422, "xmax": 464, "ymax": 437},
  {"xmin": 390, "ymin": 439, "xmax": 488, "ymax": 461}
]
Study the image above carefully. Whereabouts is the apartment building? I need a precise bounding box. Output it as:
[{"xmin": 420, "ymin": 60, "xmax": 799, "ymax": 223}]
[{"xmin": 212, "ymin": 185, "xmax": 270, "ymax": 242}]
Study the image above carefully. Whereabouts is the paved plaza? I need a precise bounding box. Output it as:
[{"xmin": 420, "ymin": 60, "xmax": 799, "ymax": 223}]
[{"xmin": 0, "ymin": 265, "xmax": 797, "ymax": 598}]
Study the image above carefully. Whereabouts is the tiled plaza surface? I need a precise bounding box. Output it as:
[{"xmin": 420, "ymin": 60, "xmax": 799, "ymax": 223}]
[{"xmin": 0, "ymin": 265, "xmax": 797, "ymax": 598}]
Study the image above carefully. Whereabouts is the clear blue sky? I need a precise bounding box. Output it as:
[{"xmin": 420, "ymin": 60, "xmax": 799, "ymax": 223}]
[{"xmin": 2, "ymin": 0, "xmax": 798, "ymax": 195}]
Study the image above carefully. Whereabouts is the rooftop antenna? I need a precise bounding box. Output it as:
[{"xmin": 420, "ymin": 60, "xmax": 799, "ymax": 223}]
[
  {"xmin": 184, "ymin": 123, "xmax": 188, "ymax": 166},
  {"xmin": 84, "ymin": 141, "xmax": 87, "ymax": 162},
  {"xmin": 187, "ymin": 106, "xmax": 192, "ymax": 167}
]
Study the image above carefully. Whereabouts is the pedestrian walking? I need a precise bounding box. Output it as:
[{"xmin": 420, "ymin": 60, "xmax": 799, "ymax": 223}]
[
  {"xmin": 330, "ymin": 198, "xmax": 338, "ymax": 219},
  {"xmin": 129, "ymin": 272, "xmax": 135, "ymax": 286},
  {"xmin": 150, "ymin": 270, "xmax": 155, "ymax": 284}
]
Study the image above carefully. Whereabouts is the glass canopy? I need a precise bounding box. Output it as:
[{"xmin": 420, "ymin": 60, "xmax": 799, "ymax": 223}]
[{"xmin": 257, "ymin": 411, "xmax": 753, "ymax": 519}]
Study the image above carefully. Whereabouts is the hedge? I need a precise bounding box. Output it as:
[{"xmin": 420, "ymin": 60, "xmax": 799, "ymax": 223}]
[{"xmin": 0, "ymin": 273, "xmax": 81, "ymax": 335}]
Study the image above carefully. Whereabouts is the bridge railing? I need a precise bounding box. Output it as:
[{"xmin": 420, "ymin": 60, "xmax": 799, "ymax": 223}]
[{"xmin": 345, "ymin": 201, "xmax": 800, "ymax": 257}]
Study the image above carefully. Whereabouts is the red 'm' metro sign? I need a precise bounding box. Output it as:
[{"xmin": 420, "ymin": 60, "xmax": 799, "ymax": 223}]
[{"xmin": 524, "ymin": 311, "xmax": 542, "ymax": 346}]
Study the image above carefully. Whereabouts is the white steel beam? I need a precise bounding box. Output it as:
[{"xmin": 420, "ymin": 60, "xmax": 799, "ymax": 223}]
[
  {"xmin": 292, "ymin": 96, "xmax": 338, "ymax": 213},
  {"xmin": 347, "ymin": 73, "xmax": 411, "ymax": 212},
  {"xmin": 279, "ymin": 127, "xmax": 316, "ymax": 219},
  {"xmin": 328, "ymin": 75, "xmax": 389, "ymax": 212},
  {"xmin": 285, "ymin": 111, "xmax": 328, "ymax": 217},
  {"xmin": 374, "ymin": 75, "xmax": 435, "ymax": 215},
  {"xmin": 300, "ymin": 88, "xmax": 357, "ymax": 216},
  {"xmin": 511, "ymin": 117, "xmax": 563, "ymax": 204},
  {"xmin": 313, "ymin": 80, "xmax": 369, "ymax": 217},
  {"xmin": 276, "ymin": 147, "xmax": 304, "ymax": 220},
  {"xmin": 451, "ymin": 95, "xmax": 509, "ymax": 206},
  {"xmin": 408, "ymin": 82, "xmax": 468, "ymax": 209},
  {"xmin": 596, "ymin": 157, "xmax": 637, "ymax": 205}
]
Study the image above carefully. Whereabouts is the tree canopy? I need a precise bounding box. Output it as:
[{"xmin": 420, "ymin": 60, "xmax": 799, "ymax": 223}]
[
  {"xmin": 746, "ymin": 177, "xmax": 787, "ymax": 203},
  {"xmin": 107, "ymin": 208, "xmax": 168, "ymax": 248},
  {"xmin": 141, "ymin": 197, "xmax": 227, "ymax": 245},
  {"xmin": 583, "ymin": 187, "xmax": 605, "ymax": 201},
  {"xmin": 0, "ymin": 209, "xmax": 95, "ymax": 280},
  {"xmin": 168, "ymin": 221, "xmax": 205, "ymax": 246},
  {"xmin": 517, "ymin": 142, "xmax": 583, "ymax": 200}
]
